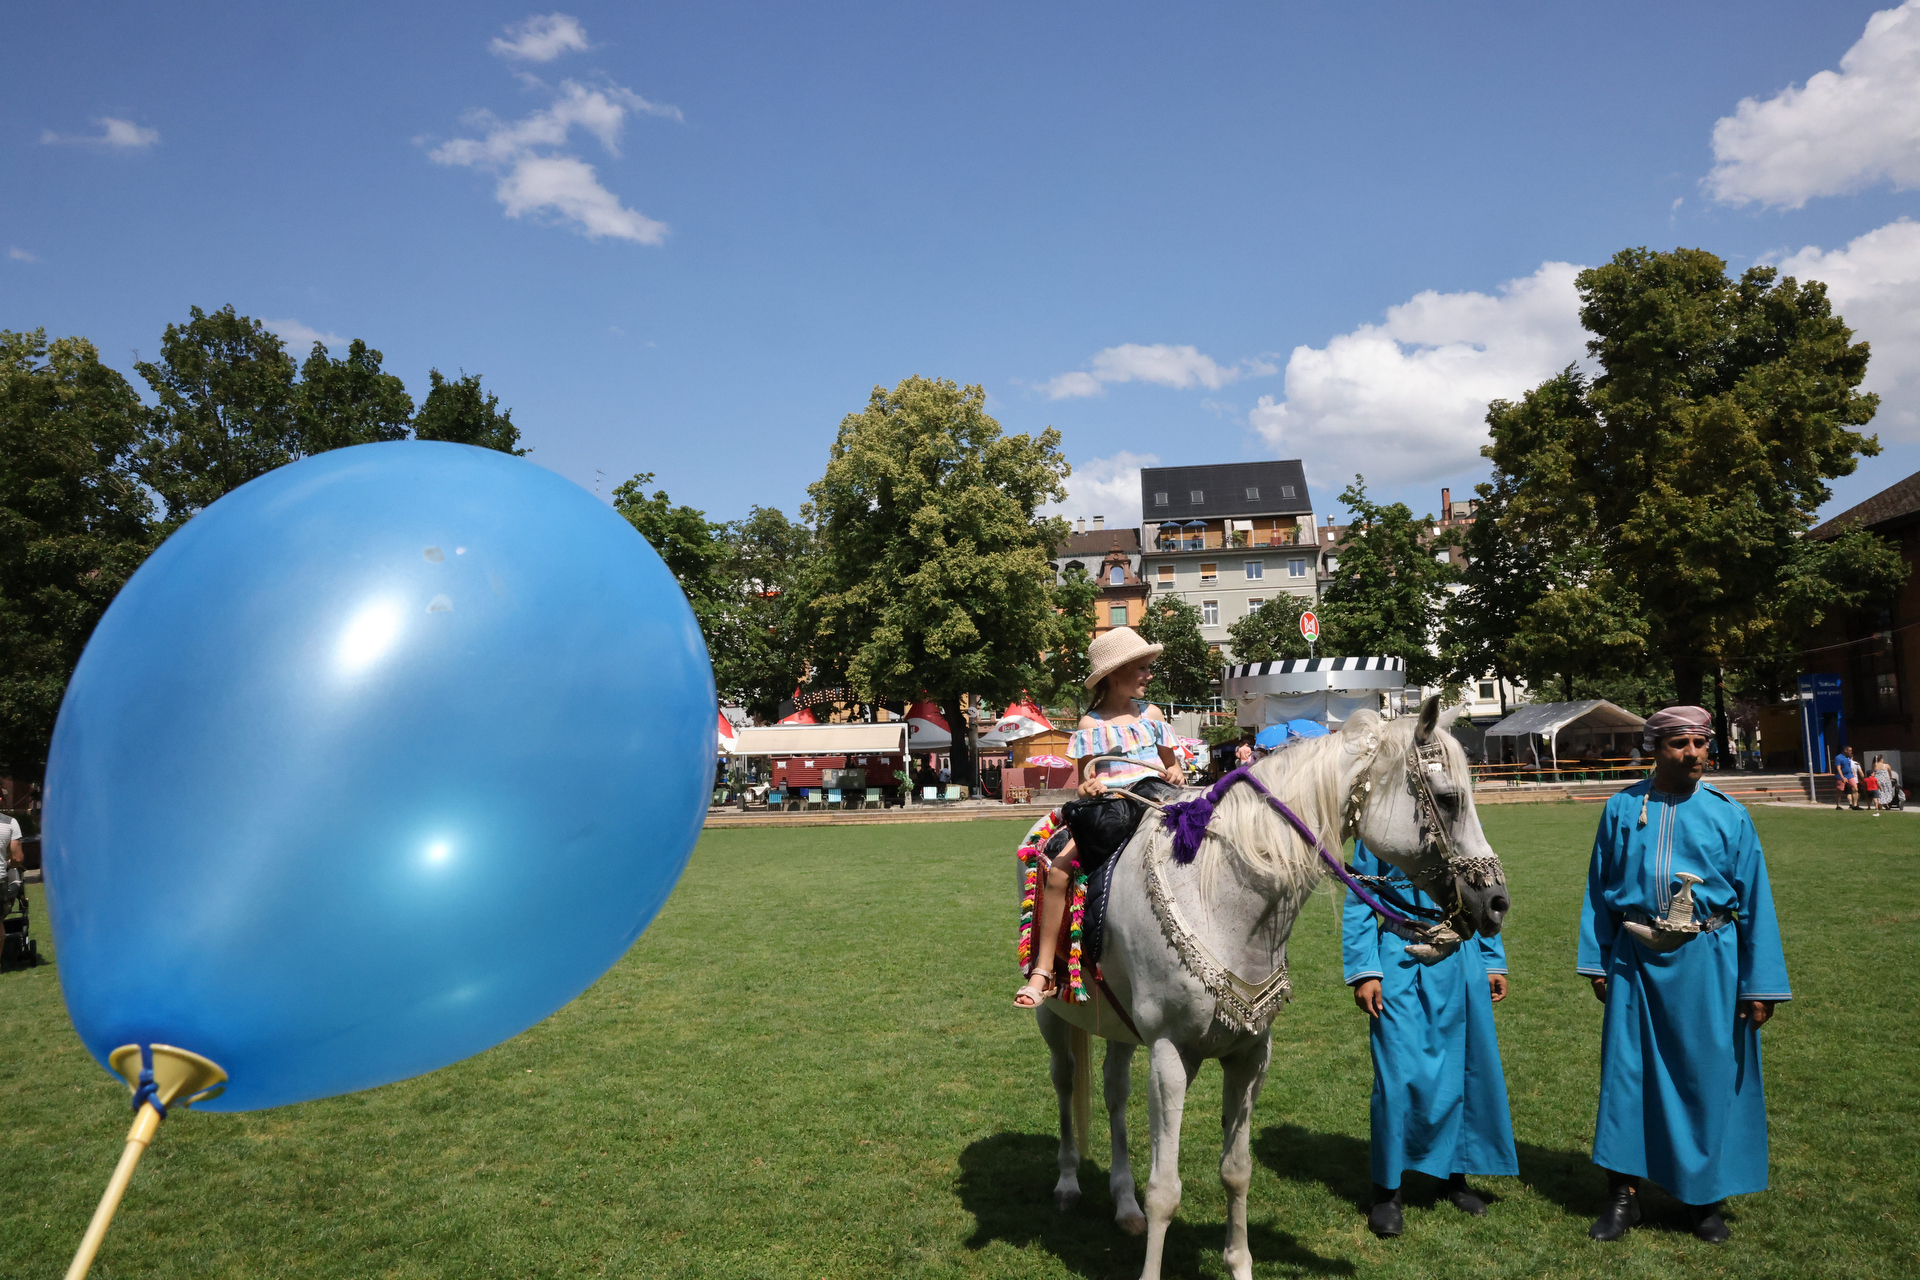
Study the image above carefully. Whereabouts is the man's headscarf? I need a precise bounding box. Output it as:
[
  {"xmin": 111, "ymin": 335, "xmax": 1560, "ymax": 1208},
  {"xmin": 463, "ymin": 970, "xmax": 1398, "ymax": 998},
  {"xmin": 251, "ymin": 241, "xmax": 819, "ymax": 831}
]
[{"xmin": 1642, "ymin": 705, "xmax": 1712, "ymax": 753}]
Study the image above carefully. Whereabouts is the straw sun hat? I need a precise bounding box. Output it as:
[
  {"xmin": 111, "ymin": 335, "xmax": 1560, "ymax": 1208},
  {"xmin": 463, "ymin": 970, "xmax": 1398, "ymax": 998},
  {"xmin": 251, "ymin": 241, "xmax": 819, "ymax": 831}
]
[{"xmin": 1084, "ymin": 626, "xmax": 1163, "ymax": 689}]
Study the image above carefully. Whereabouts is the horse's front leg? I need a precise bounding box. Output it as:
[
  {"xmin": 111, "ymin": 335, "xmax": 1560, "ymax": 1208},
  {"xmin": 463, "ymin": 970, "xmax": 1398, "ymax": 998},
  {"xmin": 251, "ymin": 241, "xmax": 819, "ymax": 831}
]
[
  {"xmin": 1217, "ymin": 1034, "xmax": 1272, "ymax": 1280},
  {"xmin": 1104, "ymin": 1041, "xmax": 1145, "ymax": 1235},
  {"xmin": 1034, "ymin": 1006, "xmax": 1082, "ymax": 1209},
  {"xmin": 1139, "ymin": 1038, "xmax": 1200, "ymax": 1280}
]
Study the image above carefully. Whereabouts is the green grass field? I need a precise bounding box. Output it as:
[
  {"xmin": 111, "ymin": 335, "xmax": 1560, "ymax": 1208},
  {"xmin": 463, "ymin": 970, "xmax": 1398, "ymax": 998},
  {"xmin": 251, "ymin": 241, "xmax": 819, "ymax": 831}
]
[{"xmin": 4, "ymin": 803, "xmax": 1917, "ymax": 1279}]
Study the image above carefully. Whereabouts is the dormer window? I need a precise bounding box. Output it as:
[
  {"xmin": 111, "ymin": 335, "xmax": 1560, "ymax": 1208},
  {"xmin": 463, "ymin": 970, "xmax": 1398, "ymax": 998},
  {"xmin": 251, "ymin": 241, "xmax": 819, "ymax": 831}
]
[
  {"xmin": 1109, "ymin": 566, "xmax": 1124, "ymax": 586},
  {"xmin": 1245, "ymin": 487, "xmax": 1259, "ymax": 500},
  {"xmin": 1154, "ymin": 491, "xmax": 1169, "ymax": 506},
  {"xmin": 1190, "ymin": 490, "xmax": 1204, "ymax": 503},
  {"xmin": 1281, "ymin": 484, "xmax": 1296, "ymax": 498}
]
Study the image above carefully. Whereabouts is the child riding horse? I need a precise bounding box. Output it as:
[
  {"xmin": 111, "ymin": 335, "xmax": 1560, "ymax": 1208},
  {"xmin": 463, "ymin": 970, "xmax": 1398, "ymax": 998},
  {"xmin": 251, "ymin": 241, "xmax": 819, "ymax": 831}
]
[{"xmin": 1015, "ymin": 627, "xmax": 1185, "ymax": 1008}]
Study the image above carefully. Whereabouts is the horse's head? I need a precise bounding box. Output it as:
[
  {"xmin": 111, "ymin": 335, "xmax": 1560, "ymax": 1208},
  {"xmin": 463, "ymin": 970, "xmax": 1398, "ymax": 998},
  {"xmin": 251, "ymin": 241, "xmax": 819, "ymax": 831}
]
[{"xmin": 1341, "ymin": 696, "xmax": 1509, "ymax": 937}]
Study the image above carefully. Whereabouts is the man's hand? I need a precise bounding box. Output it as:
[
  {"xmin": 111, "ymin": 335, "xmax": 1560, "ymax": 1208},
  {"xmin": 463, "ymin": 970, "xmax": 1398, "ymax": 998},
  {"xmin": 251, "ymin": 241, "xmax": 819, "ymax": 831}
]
[
  {"xmin": 1352, "ymin": 978, "xmax": 1384, "ymax": 1017},
  {"xmin": 1590, "ymin": 975, "xmax": 1608, "ymax": 1003},
  {"xmin": 1741, "ymin": 1000, "xmax": 1776, "ymax": 1027},
  {"xmin": 1488, "ymin": 973, "xmax": 1508, "ymax": 1003}
]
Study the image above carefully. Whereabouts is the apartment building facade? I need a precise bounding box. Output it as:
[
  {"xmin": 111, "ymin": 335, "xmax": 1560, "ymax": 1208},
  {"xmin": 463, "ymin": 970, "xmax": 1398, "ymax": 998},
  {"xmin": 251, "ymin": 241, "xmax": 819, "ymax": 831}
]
[
  {"xmin": 1054, "ymin": 518, "xmax": 1147, "ymax": 635},
  {"xmin": 1139, "ymin": 460, "xmax": 1319, "ymax": 658}
]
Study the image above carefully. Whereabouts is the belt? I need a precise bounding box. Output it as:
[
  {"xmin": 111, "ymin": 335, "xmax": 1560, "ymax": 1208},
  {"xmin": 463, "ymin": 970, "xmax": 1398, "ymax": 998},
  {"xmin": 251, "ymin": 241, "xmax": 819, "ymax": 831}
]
[{"xmin": 1625, "ymin": 908, "xmax": 1735, "ymax": 933}]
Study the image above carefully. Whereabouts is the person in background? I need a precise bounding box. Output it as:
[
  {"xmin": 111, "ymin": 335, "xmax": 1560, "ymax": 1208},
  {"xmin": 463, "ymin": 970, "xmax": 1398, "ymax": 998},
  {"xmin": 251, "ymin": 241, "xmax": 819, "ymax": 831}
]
[
  {"xmin": 1870, "ymin": 755, "xmax": 1894, "ymax": 815},
  {"xmin": 1578, "ymin": 706, "xmax": 1790, "ymax": 1244},
  {"xmin": 1344, "ymin": 841, "xmax": 1517, "ymax": 1236},
  {"xmin": 1235, "ymin": 741, "xmax": 1255, "ymax": 769},
  {"xmin": 1833, "ymin": 745, "xmax": 1860, "ymax": 810}
]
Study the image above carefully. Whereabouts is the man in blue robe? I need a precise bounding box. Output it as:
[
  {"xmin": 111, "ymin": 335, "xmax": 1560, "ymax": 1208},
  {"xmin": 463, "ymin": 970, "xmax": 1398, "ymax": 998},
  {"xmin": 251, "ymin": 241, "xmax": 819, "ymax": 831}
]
[
  {"xmin": 1578, "ymin": 706, "xmax": 1792, "ymax": 1244},
  {"xmin": 1344, "ymin": 841, "xmax": 1518, "ymax": 1237}
]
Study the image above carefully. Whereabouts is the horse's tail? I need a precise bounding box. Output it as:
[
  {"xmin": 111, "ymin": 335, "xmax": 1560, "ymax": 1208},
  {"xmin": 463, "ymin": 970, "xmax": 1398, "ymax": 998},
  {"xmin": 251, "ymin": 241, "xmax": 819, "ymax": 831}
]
[{"xmin": 1070, "ymin": 1026, "xmax": 1092, "ymax": 1157}]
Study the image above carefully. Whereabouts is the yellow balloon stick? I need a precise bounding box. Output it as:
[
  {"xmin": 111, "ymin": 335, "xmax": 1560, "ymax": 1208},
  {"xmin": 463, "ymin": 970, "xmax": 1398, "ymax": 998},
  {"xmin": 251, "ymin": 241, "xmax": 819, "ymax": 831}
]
[{"xmin": 65, "ymin": 1045, "xmax": 227, "ymax": 1280}]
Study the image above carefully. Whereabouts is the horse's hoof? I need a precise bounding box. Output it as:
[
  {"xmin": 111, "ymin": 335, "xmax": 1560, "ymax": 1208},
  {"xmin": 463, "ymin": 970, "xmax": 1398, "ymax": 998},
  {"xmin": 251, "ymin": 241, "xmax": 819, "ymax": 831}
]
[
  {"xmin": 1054, "ymin": 1189, "xmax": 1083, "ymax": 1212},
  {"xmin": 1117, "ymin": 1210, "xmax": 1147, "ymax": 1236}
]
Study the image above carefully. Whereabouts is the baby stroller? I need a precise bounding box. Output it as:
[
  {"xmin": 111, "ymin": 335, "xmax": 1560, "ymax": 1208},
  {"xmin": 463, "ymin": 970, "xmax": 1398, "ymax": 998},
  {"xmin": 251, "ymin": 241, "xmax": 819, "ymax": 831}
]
[{"xmin": 2, "ymin": 841, "xmax": 40, "ymax": 968}]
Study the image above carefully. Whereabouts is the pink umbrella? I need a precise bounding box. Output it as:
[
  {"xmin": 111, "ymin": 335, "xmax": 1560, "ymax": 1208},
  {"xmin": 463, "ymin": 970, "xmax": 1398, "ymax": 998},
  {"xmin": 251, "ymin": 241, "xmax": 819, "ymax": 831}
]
[{"xmin": 1025, "ymin": 754, "xmax": 1072, "ymax": 768}]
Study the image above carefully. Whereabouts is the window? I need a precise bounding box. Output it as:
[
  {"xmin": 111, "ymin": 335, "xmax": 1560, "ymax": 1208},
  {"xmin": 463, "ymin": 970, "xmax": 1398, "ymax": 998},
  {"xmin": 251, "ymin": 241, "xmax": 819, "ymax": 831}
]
[
  {"xmin": 1154, "ymin": 491, "xmax": 1169, "ymax": 506},
  {"xmin": 1326, "ymin": 556, "xmax": 1339, "ymax": 573},
  {"xmin": 1109, "ymin": 566, "xmax": 1124, "ymax": 586},
  {"xmin": 1247, "ymin": 598, "xmax": 1265, "ymax": 613},
  {"xmin": 1157, "ymin": 564, "xmax": 1174, "ymax": 584},
  {"xmin": 1109, "ymin": 604, "xmax": 1128, "ymax": 627},
  {"xmin": 1245, "ymin": 486, "xmax": 1260, "ymax": 500},
  {"xmin": 1281, "ymin": 484, "xmax": 1296, "ymax": 498},
  {"xmin": 1435, "ymin": 549, "xmax": 1451, "ymax": 564},
  {"xmin": 1190, "ymin": 489, "xmax": 1204, "ymax": 503},
  {"xmin": 1244, "ymin": 560, "xmax": 1264, "ymax": 580},
  {"xmin": 1288, "ymin": 558, "xmax": 1306, "ymax": 578},
  {"xmin": 1064, "ymin": 560, "xmax": 1085, "ymax": 575},
  {"xmin": 1199, "ymin": 562, "xmax": 1218, "ymax": 582},
  {"xmin": 1202, "ymin": 600, "xmax": 1219, "ymax": 626},
  {"xmin": 1478, "ymin": 681, "xmax": 1496, "ymax": 701}
]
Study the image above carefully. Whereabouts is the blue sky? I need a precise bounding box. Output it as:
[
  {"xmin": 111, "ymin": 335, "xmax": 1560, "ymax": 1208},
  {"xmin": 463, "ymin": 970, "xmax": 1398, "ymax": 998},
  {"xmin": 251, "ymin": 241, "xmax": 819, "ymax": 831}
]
[{"xmin": 7, "ymin": 1, "xmax": 1920, "ymax": 529}]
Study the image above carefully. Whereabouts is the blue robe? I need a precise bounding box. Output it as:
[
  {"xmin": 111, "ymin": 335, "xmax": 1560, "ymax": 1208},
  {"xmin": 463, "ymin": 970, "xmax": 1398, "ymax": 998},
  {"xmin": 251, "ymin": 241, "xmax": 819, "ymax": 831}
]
[
  {"xmin": 1342, "ymin": 843, "xmax": 1518, "ymax": 1189},
  {"xmin": 1577, "ymin": 781, "xmax": 1793, "ymax": 1205}
]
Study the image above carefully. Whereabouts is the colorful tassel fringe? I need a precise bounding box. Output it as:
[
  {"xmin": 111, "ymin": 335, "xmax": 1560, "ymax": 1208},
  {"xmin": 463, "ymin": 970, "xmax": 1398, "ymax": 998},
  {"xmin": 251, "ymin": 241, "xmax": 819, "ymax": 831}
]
[{"xmin": 1014, "ymin": 809, "xmax": 1089, "ymax": 1003}]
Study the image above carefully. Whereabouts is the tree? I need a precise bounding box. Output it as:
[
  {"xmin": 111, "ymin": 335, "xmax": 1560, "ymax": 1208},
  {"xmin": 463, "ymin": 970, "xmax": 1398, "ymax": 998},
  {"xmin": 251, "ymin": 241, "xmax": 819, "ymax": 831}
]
[
  {"xmin": 413, "ymin": 369, "xmax": 526, "ymax": 454},
  {"xmin": 1226, "ymin": 594, "xmax": 1314, "ymax": 664},
  {"xmin": 0, "ymin": 331, "xmax": 155, "ymax": 775},
  {"xmin": 1022, "ymin": 563, "xmax": 1099, "ymax": 714},
  {"xmin": 1134, "ymin": 594, "xmax": 1214, "ymax": 706},
  {"xmin": 715, "ymin": 505, "xmax": 815, "ymax": 723},
  {"xmin": 803, "ymin": 376, "xmax": 1070, "ymax": 788},
  {"xmin": 1502, "ymin": 248, "xmax": 1904, "ymax": 707},
  {"xmin": 135, "ymin": 305, "xmax": 301, "ymax": 528},
  {"xmin": 1506, "ymin": 550, "xmax": 1650, "ymax": 702},
  {"xmin": 295, "ymin": 339, "xmax": 414, "ymax": 452},
  {"xmin": 1318, "ymin": 478, "xmax": 1455, "ymax": 686}
]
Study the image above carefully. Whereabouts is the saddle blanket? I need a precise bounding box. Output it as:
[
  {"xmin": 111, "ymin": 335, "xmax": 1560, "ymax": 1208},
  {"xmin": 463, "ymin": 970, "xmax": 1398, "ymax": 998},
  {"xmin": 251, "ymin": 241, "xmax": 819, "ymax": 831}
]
[{"xmin": 1016, "ymin": 810, "xmax": 1127, "ymax": 1004}]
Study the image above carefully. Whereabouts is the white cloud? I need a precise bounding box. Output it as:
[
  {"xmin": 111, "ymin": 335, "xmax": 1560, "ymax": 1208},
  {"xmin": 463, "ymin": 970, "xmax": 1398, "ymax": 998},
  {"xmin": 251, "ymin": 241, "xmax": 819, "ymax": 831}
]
[
  {"xmin": 1043, "ymin": 450, "xmax": 1161, "ymax": 527},
  {"xmin": 1249, "ymin": 262, "xmax": 1586, "ymax": 488},
  {"xmin": 1040, "ymin": 343, "xmax": 1277, "ymax": 400},
  {"xmin": 431, "ymin": 77, "xmax": 677, "ymax": 244},
  {"xmin": 41, "ymin": 117, "xmax": 161, "ymax": 149},
  {"xmin": 8, "ymin": 247, "xmax": 38, "ymax": 263},
  {"xmin": 1777, "ymin": 219, "xmax": 1920, "ymax": 439},
  {"xmin": 263, "ymin": 318, "xmax": 344, "ymax": 349},
  {"xmin": 491, "ymin": 13, "xmax": 589, "ymax": 62},
  {"xmin": 1708, "ymin": 0, "xmax": 1920, "ymax": 208}
]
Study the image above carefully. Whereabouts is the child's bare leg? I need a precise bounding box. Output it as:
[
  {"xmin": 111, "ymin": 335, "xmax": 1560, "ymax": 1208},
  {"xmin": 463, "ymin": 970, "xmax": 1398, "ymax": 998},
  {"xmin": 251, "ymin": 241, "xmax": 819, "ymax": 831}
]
[{"xmin": 1017, "ymin": 838, "xmax": 1080, "ymax": 1006}]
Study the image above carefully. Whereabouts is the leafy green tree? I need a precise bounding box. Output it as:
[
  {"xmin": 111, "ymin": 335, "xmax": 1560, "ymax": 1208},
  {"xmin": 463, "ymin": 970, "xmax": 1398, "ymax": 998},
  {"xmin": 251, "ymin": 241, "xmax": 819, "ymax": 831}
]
[
  {"xmin": 611, "ymin": 470, "xmax": 729, "ymax": 617},
  {"xmin": 1134, "ymin": 594, "xmax": 1214, "ymax": 706},
  {"xmin": 295, "ymin": 339, "xmax": 414, "ymax": 452},
  {"xmin": 1507, "ymin": 550, "xmax": 1650, "ymax": 702},
  {"xmin": 0, "ymin": 331, "xmax": 155, "ymax": 775},
  {"xmin": 134, "ymin": 305, "xmax": 301, "ymax": 528},
  {"xmin": 1318, "ymin": 478, "xmax": 1455, "ymax": 686},
  {"xmin": 1021, "ymin": 562, "xmax": 1099, "ymax": 714},
  {"xmin": 715, "ymin": 505, "xmax": 816, "ymax": 723},
  {"xmin": 1502, "ymin": 248, "xmax": 1904, "ymax": 706},
  {"xmin": 1225, "ymin": 594, "xmax": 1314, "ymax": 663},
  {"xmin": 413, "ymin": 369, "xmax": 526, "ymax": 455},
  {"xmin": 803, "ymin": 376, "xmax": 1070, "ymax": 788}
]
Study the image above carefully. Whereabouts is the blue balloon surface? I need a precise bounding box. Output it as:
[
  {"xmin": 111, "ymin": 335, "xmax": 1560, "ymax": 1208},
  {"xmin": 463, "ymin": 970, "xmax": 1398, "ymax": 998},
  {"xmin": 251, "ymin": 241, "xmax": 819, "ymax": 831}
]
[{"xmin": 45, "ymin": 442, "xmax": 714, "ymax": 1110}]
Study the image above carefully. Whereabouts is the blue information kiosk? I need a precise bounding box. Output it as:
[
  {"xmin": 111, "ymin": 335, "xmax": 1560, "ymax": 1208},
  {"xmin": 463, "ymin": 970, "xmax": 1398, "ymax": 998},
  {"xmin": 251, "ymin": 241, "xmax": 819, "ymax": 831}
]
[{"xmin": 1796, "ymin": 673, "xmax": 1846, "ymax": 800}]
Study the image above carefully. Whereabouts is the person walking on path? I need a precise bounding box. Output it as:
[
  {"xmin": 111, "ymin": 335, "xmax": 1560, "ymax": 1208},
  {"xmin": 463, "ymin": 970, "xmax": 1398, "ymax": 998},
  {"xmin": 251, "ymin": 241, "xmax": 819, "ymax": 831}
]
[
  {"xmin": 1870, "ymin": 755, "xmax": 1895, "ymax": 815},
  {"xmin": 1834, "ymin": 745, "xmax": 1861, "ymax": 809},
  {"xmin": 1577, "ymin": 705, "xmax": 1791, "ymax": 1244},
  {"xmin": 1344, "ymin": 841, "xmax": 1518, "ymax": 1237}
]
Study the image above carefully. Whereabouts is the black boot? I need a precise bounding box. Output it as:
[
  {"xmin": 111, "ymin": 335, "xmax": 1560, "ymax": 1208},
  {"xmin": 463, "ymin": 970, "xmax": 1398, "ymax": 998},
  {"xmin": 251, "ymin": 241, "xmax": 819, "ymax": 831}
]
[
  {"xmin": 1446, "ymin": 1172, "xmax": 1488, "ymax": 1216},
  {"xmin": 1688, "ymin": 1202, "xmax": 1730, "ymax": 1243},
  {"xmin": 1367, "ymin": 1184, "xmax": 1403, "ymax": 1237},
  {"xmin": 1588, "ymin": 1173, "xmax": 1640, "ymax": 1241}
]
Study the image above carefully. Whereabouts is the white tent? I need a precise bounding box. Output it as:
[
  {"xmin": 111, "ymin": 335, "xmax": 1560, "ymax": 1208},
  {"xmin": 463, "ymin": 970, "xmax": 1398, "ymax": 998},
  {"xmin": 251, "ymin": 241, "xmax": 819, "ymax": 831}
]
[
  {"xmin": 1483, "ymin": 700, "xmax": 1645, "ymax": 769},
  {"xmin": 980, "ymin": 698, "xmax": 1055, "ymax": 747},
  {"xmin": 731, "ymin": 723, "xmax": 910, "ymax": 757},
  {"xmin": 1222, "ymin": 657, "xmax": 1408, "ymax": 727}
]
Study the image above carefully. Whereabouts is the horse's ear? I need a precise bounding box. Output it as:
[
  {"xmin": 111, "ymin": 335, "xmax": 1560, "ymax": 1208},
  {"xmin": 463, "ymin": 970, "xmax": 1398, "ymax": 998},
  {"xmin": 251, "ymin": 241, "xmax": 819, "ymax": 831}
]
[{"xmin": 1415, "ymin": 694, "xmax": 1441, "ymax": 745}]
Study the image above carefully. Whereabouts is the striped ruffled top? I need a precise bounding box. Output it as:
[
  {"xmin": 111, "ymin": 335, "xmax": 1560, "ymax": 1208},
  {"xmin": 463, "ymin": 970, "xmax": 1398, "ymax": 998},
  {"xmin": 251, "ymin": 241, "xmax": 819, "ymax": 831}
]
[{"xmin": 1069, "ymin": 709, "xmax": 1176, "ymax": 788}]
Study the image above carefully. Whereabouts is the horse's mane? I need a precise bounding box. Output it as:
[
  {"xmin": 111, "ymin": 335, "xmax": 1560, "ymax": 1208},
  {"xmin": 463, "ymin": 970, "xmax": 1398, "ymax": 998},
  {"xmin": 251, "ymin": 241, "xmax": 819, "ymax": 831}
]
[{"xmin": 1189, "ymin": 711, "xmax": 1465, "ymax": 901}]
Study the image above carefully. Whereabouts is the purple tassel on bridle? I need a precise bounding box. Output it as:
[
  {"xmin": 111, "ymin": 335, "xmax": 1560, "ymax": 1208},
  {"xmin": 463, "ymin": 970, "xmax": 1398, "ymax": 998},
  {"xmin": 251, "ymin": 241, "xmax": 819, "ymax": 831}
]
[{"xmin": 1157, "ymin": 764, "xmax": 1422, "ymax": 926}]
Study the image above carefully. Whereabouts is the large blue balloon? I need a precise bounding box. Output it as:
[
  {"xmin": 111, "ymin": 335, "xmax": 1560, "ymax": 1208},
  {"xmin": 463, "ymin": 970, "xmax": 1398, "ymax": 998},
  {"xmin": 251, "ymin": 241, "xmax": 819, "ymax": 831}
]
[{"xmin": 45, "ymin": 442, "xmax": 713, "ymax": 1110}]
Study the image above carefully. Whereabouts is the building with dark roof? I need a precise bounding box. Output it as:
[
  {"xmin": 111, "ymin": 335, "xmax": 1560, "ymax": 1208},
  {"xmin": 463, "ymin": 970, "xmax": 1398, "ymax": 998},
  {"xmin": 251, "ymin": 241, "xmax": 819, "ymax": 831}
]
[
  {"xmin": 1139, "ymin": 460, "xmax": 1320, "ymax": 658},
  {"xmin": 1053, "ymin": 518, "xmax": 1147, "ymax": 637},
  {"xmin": 1805, "ymin": 468, "xmax": 1920, "ymax": 777}
]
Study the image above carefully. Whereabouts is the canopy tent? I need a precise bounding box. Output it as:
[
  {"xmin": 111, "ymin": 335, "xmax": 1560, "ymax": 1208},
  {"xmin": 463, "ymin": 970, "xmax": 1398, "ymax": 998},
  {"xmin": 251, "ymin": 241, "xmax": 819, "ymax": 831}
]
[
  {"xmin": 980, "ymin": 697, "xmax": 1055, "ymax": 746},
  {"xmin": 905, "ymin": 699, "xmax": 952, "ymax": 751},
  {"xmin": 776, "ymin": 705, "xmax": 819, "ymax": 726},
  {"xmin": 1224, "ymin": 657, "xmax": 1409, "ymax": 728},
  {"xmin": 716, "ymin": 710, "xmax": 739, "ymax": 754},
  {"xmin": 1483, "ymin": 700, "xmax": 1645, "ymax": 769},
  {"xmin": 731, "ymin": 723, "xmax": 909, "ymax": 757}
]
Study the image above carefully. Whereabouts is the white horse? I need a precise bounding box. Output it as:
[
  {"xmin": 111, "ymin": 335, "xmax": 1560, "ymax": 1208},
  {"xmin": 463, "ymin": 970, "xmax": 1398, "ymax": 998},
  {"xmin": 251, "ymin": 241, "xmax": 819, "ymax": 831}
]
[{"xmin": 1031, "ymin": 697, "xmax": 1509, "ymax": 1280}]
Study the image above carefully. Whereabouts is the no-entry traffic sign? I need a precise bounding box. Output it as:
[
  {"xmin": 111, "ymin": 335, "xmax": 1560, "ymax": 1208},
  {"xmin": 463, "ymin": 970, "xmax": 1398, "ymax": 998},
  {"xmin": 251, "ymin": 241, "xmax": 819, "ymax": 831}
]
[{"xmin": 1299, "ymin": 610, "xmax": 1319, "ymax": 641}]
